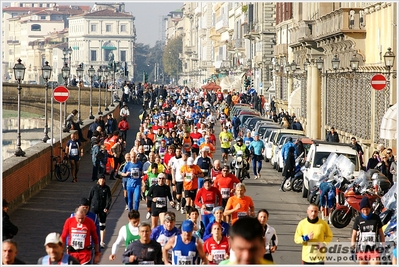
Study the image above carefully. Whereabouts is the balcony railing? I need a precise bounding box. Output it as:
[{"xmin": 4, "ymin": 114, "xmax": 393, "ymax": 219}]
[
  {"xmin": 7, "ymin": 39, "xmax": 20, "ymax": 44},
  {"xmin": 290, "ymin": 20, "xmax": 315, "ymax": 44},
  {"xmin": 313, "ymin": 8, "xmax": 366, "ymax": 39},
  {"xmin": 215, "ymin": 14, "xmax": 229, "ymax": 32}
]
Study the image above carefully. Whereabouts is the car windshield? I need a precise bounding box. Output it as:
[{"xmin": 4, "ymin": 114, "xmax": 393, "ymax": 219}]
[{"xmin": 313, "ymin": 151, "xmax": 358, "ymax": 170}]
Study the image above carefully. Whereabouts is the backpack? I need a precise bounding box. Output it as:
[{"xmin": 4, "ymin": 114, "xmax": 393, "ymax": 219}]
[{"xmin": 96, "ymin": 149, "xmax": 108, "ymax": 167}]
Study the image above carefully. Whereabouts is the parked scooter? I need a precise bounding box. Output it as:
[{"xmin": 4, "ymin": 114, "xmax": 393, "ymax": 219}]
[
  {"xmin": 330, "ymin": 171, "xmax": 383, "ymax": 229},
  {"xmin": 230, "ymin": 150, "xmax": 250, "ymax": 182},
  {"xmin": 282, "ymin": 153, "xmax": 305, "ymax": 192}
]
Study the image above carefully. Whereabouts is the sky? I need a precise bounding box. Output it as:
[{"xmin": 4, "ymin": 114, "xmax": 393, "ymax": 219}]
[{"xmin": 2, "ymin": 1, "xmax": 184, "ymax": 47}]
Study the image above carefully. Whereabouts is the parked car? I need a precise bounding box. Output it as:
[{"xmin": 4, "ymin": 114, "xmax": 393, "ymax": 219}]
[
  {"xmin": 274, "ymin": 135, "xmax": 309, "ymax": 172},
  {"xmin": 301, "ymin": 140, "xmax": 360, "ymax": 199}
]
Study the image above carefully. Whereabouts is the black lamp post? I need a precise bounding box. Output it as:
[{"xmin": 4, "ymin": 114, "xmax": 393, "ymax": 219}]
[
  {"xmin": 76, "ymin": 63, "xmax": 84, "ymax": 122},
  {"xmin": 61, "ymin": 62, "xmax": 70, "ymax": 132},
  {"xmin": 97, "ymin": 66, "xmax": 103, "ymax": 115},
  {"xmin": 13, "ymin": 59, "xmax": 26, "ymax": 156},
  {"xmin": 383, "ymin": 47, "xmax": 395, "ymax": 75},
  {"xmin": 111, "ymin": 61, "xmax": 120, "ymax": 107},
  {"xmin": 316, "ymin": 56, "xmax": 324, "ymax": 71},
  {"xmin": 103, "ymin": 67, "xmax": 110, "ymax": 111},
  {"xmin": 88, "ymin": 65, "xmax": 95, "ymax": 119},
  {"xmin": 41, "ymin": 61, "xmax": 52, "ymax": 142}
]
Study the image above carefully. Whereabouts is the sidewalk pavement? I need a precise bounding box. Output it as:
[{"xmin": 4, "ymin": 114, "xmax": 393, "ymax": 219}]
[{"xmin": 8, "ymin": 101, "xmax": 139, "ymax": 264}]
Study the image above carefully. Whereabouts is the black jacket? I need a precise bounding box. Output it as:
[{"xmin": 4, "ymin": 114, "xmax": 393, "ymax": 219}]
[
  {"xmin": 326, "ymin": 132, "xmax": 340, "ymax": 143},
  {"xmin": 88, "ymin": 184, "xmax": 112, "ymax": 213},
  {"xmin": 3, "ymin": 210, "xmax": 18, "ymax": 240}
]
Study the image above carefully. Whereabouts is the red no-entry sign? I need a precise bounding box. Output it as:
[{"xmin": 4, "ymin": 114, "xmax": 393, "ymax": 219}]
[
  {"xmin": 371, "ymin": 74, "xmax": 387, "ymax": 90},
  {"xmin": 53, "ymin": 86, "xmax": 70, "ymax": 103}
]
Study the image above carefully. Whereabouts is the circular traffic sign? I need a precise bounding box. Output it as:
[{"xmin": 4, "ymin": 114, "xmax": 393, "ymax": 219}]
[
  {"xmin": 371, "ymin": 74, "xmax": 387, "ymax": 90},
  {"xmin": 53, "ymin": 86, "xmax": 70, "ymax": 103}
]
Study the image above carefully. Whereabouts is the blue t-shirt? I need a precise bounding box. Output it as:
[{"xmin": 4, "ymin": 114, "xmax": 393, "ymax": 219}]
[
  {"xmin": 243, "ymin": 137, "xmax": 254, "ymax": 147},
  {"xmin": 249, "ymin": 140, "xmax": 265, "ymax": 156},
  {"xmin": 122, "ymin": 161, "xmax": 143, "ymax": 188}
]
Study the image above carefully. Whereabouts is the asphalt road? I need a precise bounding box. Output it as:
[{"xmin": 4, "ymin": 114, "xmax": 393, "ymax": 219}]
[{"xmin": 7, "ymin": 100, "xmax": 353, "ymax": 265}]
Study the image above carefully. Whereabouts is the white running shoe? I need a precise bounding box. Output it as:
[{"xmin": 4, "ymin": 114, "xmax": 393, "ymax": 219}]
[
  {"xmin": 125, "ymin": 205, "xmax": 128, "ymax": 210},
  {"xmin": 254, "ymin": 175, "xmax": 258, "ymax": 180},
  {"xmin": 258, "ymin": 173, "xmax": 261, "ymax": 179},
  {"xmin": 176, "ymin": 202, "xmax": 180, "ymax": 211},
  {"xmin": 100, "ymin": 242, "xmax": 106, "ymax": 248},
  {"xmin": 180, "ymin": 208, "xmax": 185, "ymax": 215},
  {"xmin": 146, "ymin": 212, "xmax": 151, "ymax": 220}
]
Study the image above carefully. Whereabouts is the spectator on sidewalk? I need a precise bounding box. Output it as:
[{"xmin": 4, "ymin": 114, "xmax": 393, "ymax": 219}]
[{"xmin": 326, "ymin": 127, "xmax": 339, "ymax": 143}]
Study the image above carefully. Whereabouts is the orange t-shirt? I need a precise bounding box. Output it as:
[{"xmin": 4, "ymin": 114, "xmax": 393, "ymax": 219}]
[
  {"xmin": 180, "ymin": 164, "xmax": 203, "ymax": 190},
  {"xmin": 214, "ymin": 174, "xmax": 241, "ymax": 199},
  {"xmin": 225, "ymin": 195, "xmax": 254, "ymax": 224},
  {"xmin": 147, "ymin": 132, "xmax": 155, "ymax": 143},
  {"xmin": 199, "ymin": 143, "xmax": 216, "ymax": 158}
]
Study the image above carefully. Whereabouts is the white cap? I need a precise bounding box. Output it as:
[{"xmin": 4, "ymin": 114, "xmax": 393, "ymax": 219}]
[
  {"xmin": 187, "ymin": 157, "xmax": 194, "ymax": 165},
  {"xmin": 44, "ymin": 232, "xmax": 63, "ymax": 246},
  {"xmin": 201, "ymin": 146, "xmax": 210, "ymax": 152}
]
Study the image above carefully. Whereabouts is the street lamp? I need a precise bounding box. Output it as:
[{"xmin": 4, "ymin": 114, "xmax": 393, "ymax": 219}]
[
  {"xmin": 331, "ymin": 55, "xmax": 340, "ymax": 71},
  {"xmin": 88, "ymin": 65, "xmax": 95, "ymax": 119},
  {"xmin": 290, "ymin": 60, "xmax": 297, "ymax": 72},
  {"xmin": 13, "ymin": 59, "xmax": 26, "ymax": 156},
  {"xmin": 111, "ymin": 61, "xmax": 120, "ymax": 107},
  {"xmin": 97, "ymin": 66, "xmax": 103, "ymax": 115},
  {"xmin": 76, "ymin": 63, "xmax": 84, "ymax": 122},
  {"xmin": 61, "ymin": 62, "xmax": 70, "ymax": 132},
  {"xmin": 303, "ymin": 58, "xmax": 310, "ymax": 72},
  {"xmin": 103, "ymin": 67, "xmax": 110, "ymax": 111},
  {"xmin": 316, "ymin": 56, "xmax": 324, "ymax": 71},
  {"xmin": 41, "ymin": 61, "xmax": 52, "ymax": 142},
  {"xmin": 383, "ymin": 47, "xmax": 395, "ymax": 74},
  {"xmin": 350, "ymin": 53, "xmax": 360, "ymax": 72}
]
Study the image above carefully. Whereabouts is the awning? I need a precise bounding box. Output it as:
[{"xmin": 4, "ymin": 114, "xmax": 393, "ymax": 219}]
[
  {"xmin": 72, "ymin": 46, "xmax": 79, "ymax": 50},
  {"xmin": 102, "ymin": 46, "xmax": 117, "ymax": 50},
  {"xmin": 380, "ymin": 103, "xmax": 397, "ymax": 140},
  {"xmin": 288, "ymin": 88, "xmax": 301, "ymax": 110}
]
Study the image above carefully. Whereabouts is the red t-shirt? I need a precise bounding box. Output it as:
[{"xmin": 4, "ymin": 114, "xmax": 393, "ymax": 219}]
[
  {"xmin": 61, "ymin": 217, "xmax": 99, "ymax": 251},
  {"xmin": 209, "ymin": 134, "xmax": 217, "ymax": 145},
  {"xmin": 166, "ymin": 121, "xmax": 175, "ymax": 130},
  {"xmin": 203, "ymin": 236, "xmax": 230, "ymax": 265},
  {"xmin": 214, "ymin": 174, "xmax": 241, "ymax": 199},
  {"xmin": 190, "ymin": 132, "xmax": 203, "ymax": 148},
  {"xmin": 194, "ymin": 187, "xmax": 222, "ymax": 208},
  {"xmin": 163, "ymin": 152, "xmax": 175, "ymax": 170}
]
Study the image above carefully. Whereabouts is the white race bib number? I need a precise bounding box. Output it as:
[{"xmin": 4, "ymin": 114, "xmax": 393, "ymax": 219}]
[
  {"xmin": 361, "ymin": 232, "xmax": 375, "ymax": 247},
  {"xmin": 131, "ymin": 168, "xmax": 140, "ymax": 178},
  {"xmin": 138, "ymin": 261, "xmax": 154, "ymax": 265},
  {"xmin": 212, "ymin": 249, "xmax": 226, "ymax": 264},
  {"xmin": 221, "ymin": 188, "xmax": 230, "ymax": 199},
  {"xmin": 237, "ymin": 212, "xmax": 247, "ymax": 219},
  {"xmin": 71, "ymin": 233, "xmax": 86, "ymax": 250},
  {"xmin": 185, "ymin": 173, "xmax": 193, "ymax": 182},
  {"xmin": 71, "ymin": 148, "xmax": 78, "ymax": 156},
  {"xmin": 178, "ymin": 256, "xmax": 193, "ymax": 265},
  {"xmin": 156, "ymin": 197, "xmax": 166, "ymax": 208}
]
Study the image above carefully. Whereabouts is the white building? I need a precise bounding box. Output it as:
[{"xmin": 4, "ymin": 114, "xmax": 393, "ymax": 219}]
[{"xmin": 67, "ymin": 7, "xmax": 136, "ymax": 81}]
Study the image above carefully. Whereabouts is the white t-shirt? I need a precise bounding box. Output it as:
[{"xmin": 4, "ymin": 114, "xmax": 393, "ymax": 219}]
[{"xmin": 172, "ymin": 158, "xmax": 187, "ymax": 182}]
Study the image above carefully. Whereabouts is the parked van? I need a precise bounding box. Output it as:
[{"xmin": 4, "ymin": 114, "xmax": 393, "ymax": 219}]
[{"xmin": 301, "ymin": 140, "xmax": 360, "ymax": 198}]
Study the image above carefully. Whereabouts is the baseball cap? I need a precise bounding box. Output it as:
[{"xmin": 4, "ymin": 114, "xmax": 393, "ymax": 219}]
[
  {"xmin": 80, "ymin": 197, "xmax": 90, "ymax": 206},
  {"xmin": 44, "ymin": 232, "xmax": 63, "ymax": 246},
  {"xmin": 254, "ymin": 132, "xmax": 260, "ymax": 136},
  {"xmin": 181, "ymin": 220, "xmax": 194, "ymax": 232},
  {"xmin": 187, "ymin": 157, "xmax": 194, "ymax": 165}
]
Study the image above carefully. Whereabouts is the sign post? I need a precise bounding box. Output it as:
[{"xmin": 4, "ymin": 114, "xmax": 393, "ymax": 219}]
[
  {"xmin": 370, "ymin": 74, "xmax": 387, "ymax": 90},
  {"xmin": 53, "ymin": 86, "xmax": 69, "ymax": 150}
]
